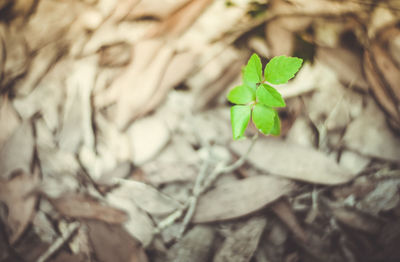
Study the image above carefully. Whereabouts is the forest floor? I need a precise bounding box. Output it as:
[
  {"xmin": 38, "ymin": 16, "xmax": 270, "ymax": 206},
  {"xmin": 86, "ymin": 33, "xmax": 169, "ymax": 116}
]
[{"xmin": 1, "ymin": 0, "xmax": 400, "ymax": 261}]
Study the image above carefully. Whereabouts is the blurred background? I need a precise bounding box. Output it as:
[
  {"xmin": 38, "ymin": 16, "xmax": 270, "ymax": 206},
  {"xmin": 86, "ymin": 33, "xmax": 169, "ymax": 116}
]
[{"xmin": 0, "ymin": 0, "xmax": 400, "ymax": 261}]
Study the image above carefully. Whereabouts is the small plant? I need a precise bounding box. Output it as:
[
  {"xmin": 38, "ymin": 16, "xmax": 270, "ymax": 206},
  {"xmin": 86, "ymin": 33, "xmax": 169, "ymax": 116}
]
[{"xmin": 227, "ymin": 54, "xmax": 303, "ymax": 140}]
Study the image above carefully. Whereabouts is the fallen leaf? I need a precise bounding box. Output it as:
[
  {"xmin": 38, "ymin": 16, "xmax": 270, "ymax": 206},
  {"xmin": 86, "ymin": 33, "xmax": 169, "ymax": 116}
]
[
  {"xmin": 231, "ymin": 138, "xmax": 355, "ymax": 185},
  {"xmin": 317, "ymin": 46, "xmax": 368, "ymax": 90},
  {"xmin": 343, "ymin": 98, "xmax": 400, "ymax": 161},
  {"xmin": 49, "ymin": 194, "xmax": 128, "ymax": 224},
  {"xmin": 106, "ymin": 186, "xmax": 155, "ymax": 246},
  {"xmin": 112, "ymin": 179, "xmax": 182, "ymax": 217},
  {"xmin": 0, "ymin": 121, "xmax": 34, "ymax": 179},
  {"xmin": 0, "ymin": 96, "xmax": 21, "ymax": 149},
  {"xmin": 364, "ymin": 41, "xmax": 400, "ymax": 131},
  {"xmin": 126, "ymin": 0, "xmax": 189, "ymax": 20},
  {"xmin": 98, "ymin": 42, "xmax": 132, "ymax": 67},
  {"xmin": 271, "ymin": 199, "xmax": 308, "ymax": 243},
  {"xmin": 87, "ymin": 220, "xmax": 148, "ymax": 262},
  {"xmin": 166, "ymin": 225, "xmax": 215, "ymax": 262},
  {"xmin": 0, "ymin": 171, "xmax": 39, "ymax": 243},
  {"xmin": 127, "ymin": 115, "xmax": 171, "ymax": 165},
  {"xmin": 331, "ymin": 207, "xmax": 381, "ymax": 234},
  {"xmin": 214, "ymin": 216, "xmax": 267, "ymax": 262},
  {"xmin": 193, "ymin": 175, "xmax": 295, "ymax": 223}
]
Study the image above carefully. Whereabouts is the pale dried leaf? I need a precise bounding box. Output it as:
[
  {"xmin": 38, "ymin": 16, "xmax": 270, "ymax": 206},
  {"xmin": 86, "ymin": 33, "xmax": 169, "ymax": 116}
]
[
  {"xmin": 98, "ymin": 42, "xmax": 132, "ymax": 67},
  {"xmin": 214, "ymin": 216, "xmax": 267, "ymax": 262},
  {"xmin": 343, "ymin": 99, "xmax": 400, "ymax": 161},
  {"xmin": 127, "ymin": 116, "xmax": 170, "ymax": 165},
  {"xmin": 127, "ymin": 0, "xmax": 190, "ymax": 20},
  {"xmin": 265, "ymin": 19, "xmax": 294, "ymax": 57},
  {"xmin": 87, "ymin": 220, "xmax": 149, "ymax": 262},
  {"xmin": 113, "ymin": 179, "xmax": 182, "ymax": 216},
  {"xmin": 15, "ymin": 42, "xmax": 65, "ymax": 96},
  {"xmin": 231, "ymin": 138, "xmax": 355, "ymax": 185},
  {"xmin": 147, "ymin": 0, "xmax": 214, "ymax": 38},
  {"xmin": 0, "ymin": 171, "xmax": 39, "ymax": 243},
  {"xmin": 50, "ymin": 194, "xmax": 128, "ymax": 224},
  {"xmin": 193, "ymin": 176, "xmax": 295, "ymax": 223},
  {"xmin": 166, "ymin": 225, "xmax": 215, "ymax": 262},
  {"xmin": 0, "ymin": 96, "xmax": 21, "ymax": 149},
  {"xmin": 106, "ymin": 187, "xmax": 155, "ymax": 246},
  {"xmin": 0, "ymin": 121, "xmax": 34, "ymax": 179},
  {"xmin": 332, "ymin": 207, "xmax": 381, "ymax": 234},
  {"xmin": 271, "ymin": 200, "xmax": 307, "ymax": 243},
  {"xmin": 316, "ymin": 46, "xmax": 368, "ymax": 90}
]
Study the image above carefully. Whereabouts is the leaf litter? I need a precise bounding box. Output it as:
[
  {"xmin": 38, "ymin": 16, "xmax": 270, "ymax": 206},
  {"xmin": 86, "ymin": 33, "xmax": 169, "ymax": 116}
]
[{"xmin": 1, "ymin": 0, "xmax": 400, "ymax": 261}]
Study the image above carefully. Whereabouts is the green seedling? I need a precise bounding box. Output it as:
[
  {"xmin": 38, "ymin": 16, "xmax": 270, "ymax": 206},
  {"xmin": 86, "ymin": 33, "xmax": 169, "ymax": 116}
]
[{"xmin": 227, "ymin": 54, "xmax": 303, "ymax": 140}]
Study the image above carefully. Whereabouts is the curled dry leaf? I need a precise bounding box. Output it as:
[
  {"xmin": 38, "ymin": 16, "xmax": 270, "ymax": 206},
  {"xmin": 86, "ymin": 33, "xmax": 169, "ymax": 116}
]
[
  {"xmin": 193, "ymin": 176, "xmax": 296, "ymax": 223},
  {"xmin": 49, "ymin": 194, "xmax": 128, "ymax": 224},
  {"xmin": 0, "ymin": 171, "xmax": 39, "ymax": 244},
  {"xmin": 231, "ymin": 138, "xmax": 355, "ymax": 185}
]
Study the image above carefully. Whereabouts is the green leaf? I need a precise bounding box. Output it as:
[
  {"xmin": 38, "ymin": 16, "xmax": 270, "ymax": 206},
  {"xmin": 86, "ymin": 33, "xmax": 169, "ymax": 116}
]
[
  {"xmin": 270, "ymin": 110, "xmax": 281, "ymax": 136},
  {"xmin": 243, "ymin": 53, "xmax": 262, "ymax": 84},
  {"xmin": 227, "ymin": 84, "xmax": 256, "ymax": 104},
  {"xmin": 256, "ymin": 84, "xmax": 286, "ymax": 107},
  {"xmin": 252, "ymin": 104, "xmax": 275, "ymax": 135},
  {"xmin": 231, "ymin": 105, "xmax": 251, "ymax": 140},
  {"xmin": 264, "ymin": 56, "xmax": 303, "ymax": 85}
]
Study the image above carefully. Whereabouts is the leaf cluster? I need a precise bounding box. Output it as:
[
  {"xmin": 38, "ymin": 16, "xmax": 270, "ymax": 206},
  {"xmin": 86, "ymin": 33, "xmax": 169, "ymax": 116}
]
[{"xmin": 227, "ymin": 54, "xmax": 303, "ymax": 140}]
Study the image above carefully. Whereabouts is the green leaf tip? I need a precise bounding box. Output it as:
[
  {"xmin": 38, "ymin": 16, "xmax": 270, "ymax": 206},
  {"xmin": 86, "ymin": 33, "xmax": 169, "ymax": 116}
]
[
  {"xmin": 256, "ymin": 84, "xmax": 285, "ymax": 108},
  {"xmin": 264, "ymin": 56, "xmax": 303, "ymax": 85},
  {"xmin": 227, "ymin": 84, "xmax": 256, "ymax": 105},
  {"xmin": 243, "ymin": 53, "xmax": 262, "ymax": 84},
  {"xmin": 252, "ymin": 104, "xmax": 275, "ymax": 135},
  {"xmin": 231, "ymin": 105, "xmax": 251, "ymax": 140}
]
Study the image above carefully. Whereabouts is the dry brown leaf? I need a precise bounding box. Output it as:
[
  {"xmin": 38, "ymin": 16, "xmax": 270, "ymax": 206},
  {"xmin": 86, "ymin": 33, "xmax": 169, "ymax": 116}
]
[
  {"xmin": 343, "ymin": 98, "xmax": 400, "ymax": 161},
  {"xmin": 193, "ymin": 176, "xmax": 295, "ymax": 223},
  {"xmin": 147, "ymin": 0, "xmax": 214, "ymax": 38},
  {"xmin": 0, "ymin": 171, "xmax": 39, "ymax": 243},
  {"xmin": 87, "ymin": 220, "xmax": 148, "ymax": 262},
  {"xmin": 49, "ymin": 194, "xmax": 128, "ymax": 224},
  {"xmin": 137, "ymin": 51, "xmax": 198, "ymax": 119},
  {"xmin": 126, "ymin": 0, "xmax": 190, "ymax": 20},
  {"xmin": 331, "ymin": 207, "xmax": 381, "ymax": 234},
  {"xmin": 317, "ymin": 46, "xmax": 368, "ymax": 90},
  {"xmin": 95, "ymin": 39, "xmax": 172, "ymax": 129},
  {"xmin": 98, "ymin": 42, "xmax": 132, "ymax": 67},
  {"xmin": 0, "ymin": 96, "xmax": 21, "ymax": 149},
  {"xmin": 166, "ymin": 225, "xmax": 216, "ymax": 262},
  {"xmin": 14, "ymin": 42, "xmax": 65, "ymax": 96},
  {"xmin": 231, "ymin": 138, "xmax": 355, "ymax": 185},
  {"xmin": 271, "ymin": 199, "xmax": 308, "ymax": 243},
  {"xmin": 0, "ymin": 25, "xmax": 29, "ymax": 91},
  {"xmin": 22, "ymin": 0, "xmax": 80, "ymax": 51},
  {"xmin": 112, "ymin": 179, "xmax": 182, "ymax": 216},
  {"xmin": 265, "ymin": 19, "xmax": 295, "ymax": 57},
  {"xmin": 214, "ymin": 216, "xmax": 267, "ymax": 262},
  {"xmin": 127, "ymin": 115, "xmax": 171, "ymax": 165},
  {"xmin": 364, "ymin": 41, "xmax": 400, "ymax": 130},
  {"xmin": 0, "ymin": 121, "xmax": 34, "ymax": 179},
  {"xmin": 106, "ymin": 186, "xmax": 155, "ymax": 246}
]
